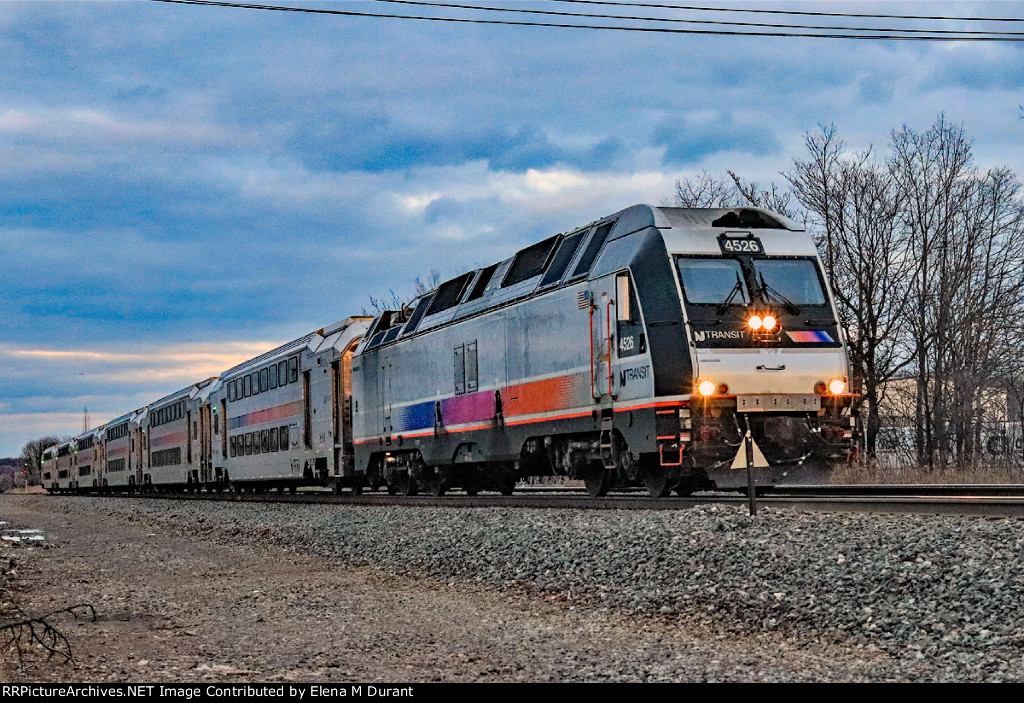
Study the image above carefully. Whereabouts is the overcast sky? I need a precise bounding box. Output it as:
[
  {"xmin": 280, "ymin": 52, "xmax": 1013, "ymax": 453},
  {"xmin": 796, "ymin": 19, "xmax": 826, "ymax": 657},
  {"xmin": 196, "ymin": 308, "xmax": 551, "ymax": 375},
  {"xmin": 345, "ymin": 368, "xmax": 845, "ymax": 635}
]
[{"xmin": 3, "ymin": 0, "xmax": 1024, "ymax": 456}]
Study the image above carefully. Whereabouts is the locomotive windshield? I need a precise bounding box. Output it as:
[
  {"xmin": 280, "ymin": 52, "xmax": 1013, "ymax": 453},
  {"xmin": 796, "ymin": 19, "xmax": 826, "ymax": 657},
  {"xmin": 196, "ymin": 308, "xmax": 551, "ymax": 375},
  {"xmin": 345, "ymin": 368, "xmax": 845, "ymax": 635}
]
[
  {"xmin": 676, "ymin": 258, "xmax": 750, "ymax": 305},
  {"xmin": 752, "ymin": 259, "xmax": 827, "ymax": 306},
  {"xmin": 675, "ymin": 256, "xmax": 829, "ymax": 310}
]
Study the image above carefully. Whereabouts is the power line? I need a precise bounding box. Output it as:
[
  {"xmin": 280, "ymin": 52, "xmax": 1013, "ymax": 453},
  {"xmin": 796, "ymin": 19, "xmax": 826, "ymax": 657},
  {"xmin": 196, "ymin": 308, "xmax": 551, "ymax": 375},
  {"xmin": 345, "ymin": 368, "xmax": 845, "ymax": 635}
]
[
  {"xmin": 378, "ymin": 0, "xmax": 1024, "ymax": 36},
  {"xmin": 150, "ymin": 0, "xmax": 1024, "ymax": 40},
  {"xmin": 551, "ymin": 0, "xmax": 1024, "ymax": 24}
]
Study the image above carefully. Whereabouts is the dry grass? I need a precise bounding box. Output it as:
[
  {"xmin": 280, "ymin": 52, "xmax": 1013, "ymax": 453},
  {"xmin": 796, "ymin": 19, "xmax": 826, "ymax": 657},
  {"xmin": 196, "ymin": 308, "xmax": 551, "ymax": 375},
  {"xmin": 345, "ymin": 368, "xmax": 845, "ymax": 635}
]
[{"xmin": 830, "ymin": 460, "xmax": 1024, "ymax": 485}]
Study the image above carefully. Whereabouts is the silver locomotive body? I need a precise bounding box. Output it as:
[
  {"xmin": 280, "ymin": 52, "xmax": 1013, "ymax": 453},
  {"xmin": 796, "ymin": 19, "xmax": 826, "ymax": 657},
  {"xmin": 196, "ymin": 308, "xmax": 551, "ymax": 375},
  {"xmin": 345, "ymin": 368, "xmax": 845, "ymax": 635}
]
[{"xmin": 352, "ymin": 204, "xmax": 855, "ymax": 496}]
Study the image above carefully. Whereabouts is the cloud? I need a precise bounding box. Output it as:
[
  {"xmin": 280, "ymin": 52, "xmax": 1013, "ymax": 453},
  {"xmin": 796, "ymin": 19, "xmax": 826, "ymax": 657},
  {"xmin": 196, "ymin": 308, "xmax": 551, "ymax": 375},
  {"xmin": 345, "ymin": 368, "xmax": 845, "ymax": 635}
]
[{"xmin": 652, "ymin": 112, "xmax": 782, "ymax": 165}]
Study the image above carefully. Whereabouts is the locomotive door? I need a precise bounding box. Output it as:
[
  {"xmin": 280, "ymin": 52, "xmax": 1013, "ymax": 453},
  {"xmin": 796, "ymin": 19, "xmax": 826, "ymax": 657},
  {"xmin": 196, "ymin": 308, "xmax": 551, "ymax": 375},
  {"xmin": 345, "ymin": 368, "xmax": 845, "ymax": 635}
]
[
  {"xmin": 505, "ymin": 316, "xmax": 523, "ymax": 402},
  {"xmin": 590, "ymin": 284, "xmax": 616, "ymax": 401},
  {"xmin": 381, "ymin": 355, "xmax": 392, "ymax": 436}
]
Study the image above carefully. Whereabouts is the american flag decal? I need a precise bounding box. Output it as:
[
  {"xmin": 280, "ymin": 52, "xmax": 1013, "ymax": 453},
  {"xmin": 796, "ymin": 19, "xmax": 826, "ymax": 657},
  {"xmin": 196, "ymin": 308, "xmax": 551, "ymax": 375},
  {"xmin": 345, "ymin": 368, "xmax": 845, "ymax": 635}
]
[{"xmin": 577, "ymin": 290, "xmax": 590, "ymax": 309}]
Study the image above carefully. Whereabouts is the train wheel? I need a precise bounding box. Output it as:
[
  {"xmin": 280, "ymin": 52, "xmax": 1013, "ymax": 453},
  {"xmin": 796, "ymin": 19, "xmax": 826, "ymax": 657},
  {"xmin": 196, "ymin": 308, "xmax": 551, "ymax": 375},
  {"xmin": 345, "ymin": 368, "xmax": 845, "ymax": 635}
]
[
  {"xmin": 402, "ymin": 473, "xmax": 419, "ymax": 497},
  {"xmin": 673, "ymin": 480, "xmax": 696, "ymax": 497},
  {"xmin": 289, "ymin": 486, "xmax": 297, "ymax": 494},
  {"xmin": 499, "ymin": 475, "xmax": 515, "ymax": 496},
  {"xmin": 352, "ymin": 481, "xmax": 364, "ymax": 496},
  {"xmin": 583, "ymin": 465, "xmax": 611, "ymax": 497},
  {"xmin": 422, "ymin": 472, "xmax": 446, "ymax": 497},
  {"xmin": 641, "ymin": 466, "xmax": 676, "ymax": 498}
]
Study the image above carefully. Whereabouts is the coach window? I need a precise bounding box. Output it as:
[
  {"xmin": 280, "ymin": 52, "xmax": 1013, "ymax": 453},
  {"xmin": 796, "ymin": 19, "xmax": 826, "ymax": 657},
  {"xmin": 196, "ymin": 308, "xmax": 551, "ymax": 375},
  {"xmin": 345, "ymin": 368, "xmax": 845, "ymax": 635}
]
[
  {"xmin": 243, "ymin": 374, "xmax": 251, "ymax": 397},
  {"xmin": 260, "ymin": 367, "xmax": 269, "ymax": 392},
  {"xmin": 253, "ymin": 372, "xmax": 261, "ymax": 396},
  {"xmin": 280, "ymin": 425, "xmax": 289, "ymax": 449},
  {"xmin": 278, "ymin": 360, "xmax": 287, "ymax": 386},
  {"xmin": 269, "ymin": 365, "xmax": 278, "ymax": 390},
  {"xmin": 289, "ymin": 358, "xmax": 298, "ymax": 384},
  {"xmin": 230, "ymin": 436, "xmax": 236, "ymax": 457},
  {"xmin": 454, "ymin": 344, "xmax": 466, "ymax": 395},
  {"xmin": 261, "ymin": 429, "xmax": 270, "ymax": 453},
  {"xmin": 270, "ymin": 428, "xmax": 279, "ymax": 452},
  {"xmin": 466, "ymin": 341, "xmax": 478, "ymax": 392},
  {"xmin": 245, "ymin": 433, "xmax": 253, "ymax": 456}
]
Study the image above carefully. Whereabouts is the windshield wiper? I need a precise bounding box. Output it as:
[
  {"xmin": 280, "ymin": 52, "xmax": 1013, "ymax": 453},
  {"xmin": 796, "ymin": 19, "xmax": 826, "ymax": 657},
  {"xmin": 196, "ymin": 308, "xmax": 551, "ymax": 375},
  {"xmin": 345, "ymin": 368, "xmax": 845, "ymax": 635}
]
[
  {"xmin": 716, "ymin": 272, "xmax": 746, "ymax": 316},
  {"xmin": 758, "ymin": 273, "xmax": 802, "ymax": 315}
]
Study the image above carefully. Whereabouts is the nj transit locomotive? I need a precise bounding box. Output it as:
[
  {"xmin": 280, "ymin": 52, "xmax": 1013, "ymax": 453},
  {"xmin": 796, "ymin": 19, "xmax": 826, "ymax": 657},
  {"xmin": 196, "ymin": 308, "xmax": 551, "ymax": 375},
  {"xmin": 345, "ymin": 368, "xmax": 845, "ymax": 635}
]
[
  {"xmin": 41, "ymin": 205, "xmax": 855, "ymax": 498},
  {"xmin": 352, "ymin": 204, "xmax": 856, "ymax": 497}
]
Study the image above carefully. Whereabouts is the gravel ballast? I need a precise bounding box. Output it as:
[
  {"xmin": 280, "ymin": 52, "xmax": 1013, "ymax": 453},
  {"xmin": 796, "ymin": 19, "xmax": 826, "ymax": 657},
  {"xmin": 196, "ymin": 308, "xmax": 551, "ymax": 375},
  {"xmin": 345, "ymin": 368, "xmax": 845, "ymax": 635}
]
[{"xmin": 7, "ymin": 495, "xmax": 1024, "ymax": 682}]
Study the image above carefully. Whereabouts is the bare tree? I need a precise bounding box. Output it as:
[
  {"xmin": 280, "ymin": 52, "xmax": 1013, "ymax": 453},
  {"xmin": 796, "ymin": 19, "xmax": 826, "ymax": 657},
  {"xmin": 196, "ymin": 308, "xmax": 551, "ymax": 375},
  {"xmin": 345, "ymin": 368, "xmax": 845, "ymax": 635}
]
[
  {"xmin": 670, "ymin": 170, "xmax": 800, "ymax": 219},
  {"xmin": 364, "ymin": 269, "xmax": 442, "ymax": 317},
  {"xmin": 786, "ymin": 128, "xmax": 914, "ymax": 459},
  {"xmin": 20, "ymin": 436, "xmax": 59, "ymax": 486}
]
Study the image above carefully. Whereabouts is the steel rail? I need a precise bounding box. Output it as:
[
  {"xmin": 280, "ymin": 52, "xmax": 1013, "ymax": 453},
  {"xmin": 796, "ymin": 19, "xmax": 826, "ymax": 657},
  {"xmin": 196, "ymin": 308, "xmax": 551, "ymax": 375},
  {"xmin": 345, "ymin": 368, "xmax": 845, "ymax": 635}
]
[{"xmin": 52, "ymin": 484, "xmax": 1024, "ymax": 518}]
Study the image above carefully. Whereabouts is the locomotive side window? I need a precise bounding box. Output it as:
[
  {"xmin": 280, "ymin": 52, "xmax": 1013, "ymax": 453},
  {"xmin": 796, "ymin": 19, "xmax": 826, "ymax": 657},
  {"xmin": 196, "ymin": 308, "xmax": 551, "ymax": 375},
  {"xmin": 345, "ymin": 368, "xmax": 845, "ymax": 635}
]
[
  {"xmin": 466, "ymin": 341, "xmax": 478, "ymax": 392},
  {"xmin": 465, "ymin": 264, "xmax": 500, "ymax": 301},
  {"xmin": 676, "ymin": 258, "xmax": 750, "ymax": 305},
  {"xmin": 616, "ymin": 272, "xmax": 645, "ymax": 358},
  {"xmin": 540, "ymin": 230, "xmax": 587, "ymax": 288},
  {"xmin": 454, "ymin": 344, "xmax": 466, "ymax": 395},
  {"xmin": 502, "ymin": 234, "xmax": 559, "ymax": 287},
  {"xmin": 426, "ymin": 273, "xmax": 473, "ymax": 316},
  {"xmin": 401, "ymin": 293, "xmax": 434, "ymax": 336},
  {"xmin": 570, "ymin": 221, "xmax": 614, "ymax": 280}
]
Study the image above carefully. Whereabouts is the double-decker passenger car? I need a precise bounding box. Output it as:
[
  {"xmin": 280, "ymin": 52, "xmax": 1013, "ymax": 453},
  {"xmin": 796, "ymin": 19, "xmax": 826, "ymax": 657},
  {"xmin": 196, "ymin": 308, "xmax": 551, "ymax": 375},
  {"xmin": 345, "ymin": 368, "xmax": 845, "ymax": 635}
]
[
  {"xmin": 352, "ymin": 205, "xmax": 856, "ymax": 496},
  {"xmin": 143, "ymin": 379, "xmax": 216, "ymax": 491},
  {"xmin": 73, "ymin": 427, "xmax": 105, "ymax": 490},
  {"xmin": 209, "ymin": 317, "xmax": 370, "ymax": 492},
  {"xmin": 41, "ymin": 445, "xmax": 57, "ymax": 490},
  {"xmin": 102, "ymin": 410, "xmax": 139, "ymax": 492}
]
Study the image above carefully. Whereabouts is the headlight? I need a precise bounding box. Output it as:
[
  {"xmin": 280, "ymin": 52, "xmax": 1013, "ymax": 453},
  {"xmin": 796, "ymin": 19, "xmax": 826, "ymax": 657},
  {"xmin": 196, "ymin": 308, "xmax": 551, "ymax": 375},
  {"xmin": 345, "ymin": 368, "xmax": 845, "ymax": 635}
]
[
  {"xmin": 698, "ymin": 380, "xmax": 716, "ymax": 396},
  {"xmin": 762, "ymin": 315, "xmax": 777, "ymax": 331},
  {"xmin": 829, "ymin": 379, "xmax": 846, "ymax": 395},
  {"xmin": 747, "ymin": 315, "xmax": 763, "ymax": 330}
]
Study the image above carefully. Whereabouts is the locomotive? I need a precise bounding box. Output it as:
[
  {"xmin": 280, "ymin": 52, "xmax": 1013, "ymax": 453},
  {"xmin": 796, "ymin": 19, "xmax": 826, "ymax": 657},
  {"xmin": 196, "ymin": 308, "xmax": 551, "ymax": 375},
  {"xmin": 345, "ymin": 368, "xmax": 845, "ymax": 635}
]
[
  {"xmin": 41, "ymin": 205, "xmax": 855, "ymax": 498},
  {"xmin": 352, "ymin": 204, "xmax": 856, "ymax": 497}
]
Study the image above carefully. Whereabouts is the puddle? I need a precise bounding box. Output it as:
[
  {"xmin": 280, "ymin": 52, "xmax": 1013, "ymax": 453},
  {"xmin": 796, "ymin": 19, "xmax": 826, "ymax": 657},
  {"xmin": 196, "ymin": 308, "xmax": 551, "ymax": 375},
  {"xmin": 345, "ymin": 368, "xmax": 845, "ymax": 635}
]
[{"xmin": 1, "ymin": 528, "xmax": 45, "ymax": 542}]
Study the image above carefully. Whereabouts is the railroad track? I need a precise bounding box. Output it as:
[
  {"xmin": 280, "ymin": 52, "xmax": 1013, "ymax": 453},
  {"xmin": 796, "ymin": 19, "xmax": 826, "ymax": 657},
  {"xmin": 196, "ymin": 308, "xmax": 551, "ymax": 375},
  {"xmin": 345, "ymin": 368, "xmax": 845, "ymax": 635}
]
[{"xmin": 57, "ymin": 483, "xmax": 1024, "ymax": 519}]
